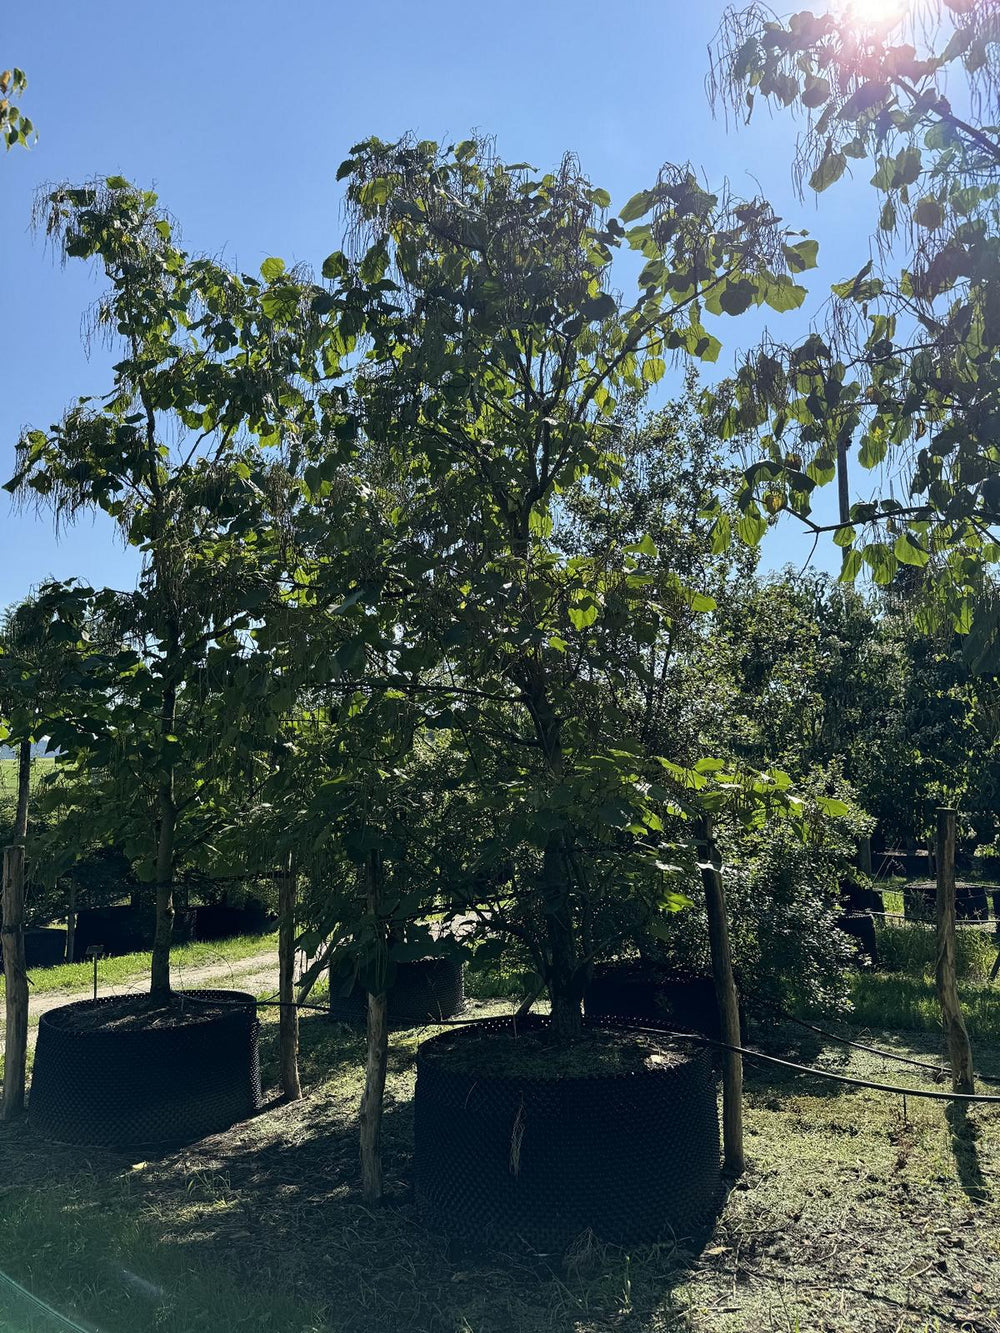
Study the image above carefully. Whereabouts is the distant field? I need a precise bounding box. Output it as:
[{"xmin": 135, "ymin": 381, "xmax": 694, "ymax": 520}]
[{"xmin": 0, "ymin": 755, "xmax": 58, "ymax": 813}]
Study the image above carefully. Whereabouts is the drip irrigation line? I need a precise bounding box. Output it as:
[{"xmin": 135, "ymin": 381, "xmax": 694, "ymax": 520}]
[
  {"xmin": 619, "ymin": 1020, "xmax": 1000, "ymax": 1105},
  {"xmin": 176, "ymin": 987, "xmax": 1000, "ymax": 1103},
  {"xmin": 778, "ymin": 1011, "xmax": 1000, "ymax": 1085}
]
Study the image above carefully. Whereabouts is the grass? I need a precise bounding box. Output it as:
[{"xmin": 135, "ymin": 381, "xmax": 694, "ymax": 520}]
[
  {"xmin": 0, "ymin": 932, "xmax": 279, "ymax": 1000},
  {"xmin": 2, "ymin": 1002, "xmax": 1000, "ymax": 1332},
  {"xmin": 842, "ymin": 920, "xmax": 1000, "ymax": 1037}
]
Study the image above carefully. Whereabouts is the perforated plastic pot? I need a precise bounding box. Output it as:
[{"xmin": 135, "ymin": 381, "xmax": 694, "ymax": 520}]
[
  {"xmin": 413, "ymin": 1016, "xmax": 722, "ymax": 1250},
  {"xmin": 585, "ymin": 963, "xmax": 726, "ymax": 1041},
  {"xmin": 328, "ymin": 957, "xmax": 465, "ymax": 1028},
  {"xmin": 28, "ymin": 989, "xmax": 261, "ymax": 1148}
]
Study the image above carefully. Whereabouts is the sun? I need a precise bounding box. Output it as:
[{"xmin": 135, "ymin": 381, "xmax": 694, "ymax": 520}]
[{"xmin": 840, "ymin": 0, "xmax": 908, "ymax": 24}]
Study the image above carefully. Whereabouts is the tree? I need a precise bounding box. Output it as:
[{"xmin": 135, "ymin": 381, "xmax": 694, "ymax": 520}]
[
  {"xmin": 7, "ymin": 179, "xmax": 333, "ymax": 1002},
  {"xmin": 709, "ymin": 3, "xmax": 1000, "ymax": 635},
  {"xmin": 0, "ymin": 593, "xmax": 91, "ymax": 1117},
  {"xmin": 1, "ymin": 68, "xmax": 34, "ymax": 150},
  {"xmin": 330, "ymin": 136, "xmax": 813, "ymax": 1039}
]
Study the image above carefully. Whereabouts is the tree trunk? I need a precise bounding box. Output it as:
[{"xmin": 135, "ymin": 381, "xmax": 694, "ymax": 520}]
[
  {"xmin": 359, "ymin": 852, "xmax": 389, "ymax": 1202},
  {"xmin": 935, "ymin": 807, "xmax": 975, "ymax": 1094},
  {"xmin": 2, "ymin": 739, "xmax": 32, "ymax": 1120},
  {"xmin": 278, "ymin": 855, "xmax": 301, "ymax": 1101},
  {"xmin": 150, "ymin": 683, "xmax": 177, "ymax": 1002},
  {"xmin": 360, "ymin": 989, "xmax": 389, "ymax": 1203},
  {"xmin": 2, "ymin": 845, "xmax": 28, "ymax": 1121},
  {"xmin": 65, "ymin": 878, "xmax": 77, "ymax": 965},
  {"xmin": 543, "ymin": 839, "xmax": 583, "ymax": 1041},
  {"xmin": 521, "ymin": 667, "xmax": 582, "ymax": 1041},
  {"xmin": 13, "ymin": 738, "xmax": 30, "ymax": 844},
  {"xmin": 695, "ymin": 813, "xmax": 745, "ymax": 1177}
]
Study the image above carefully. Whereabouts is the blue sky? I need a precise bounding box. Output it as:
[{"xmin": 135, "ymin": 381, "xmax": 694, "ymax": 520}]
[{"xmin": 1, "ymin": 0, "xmax": 881, "ymax": 609}]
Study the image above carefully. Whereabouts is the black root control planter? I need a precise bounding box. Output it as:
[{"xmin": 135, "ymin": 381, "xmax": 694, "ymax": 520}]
[
  {"xmin": 29, "ymin": 989, "xmax": 262, "ymax": 1148},
  {"xmin": 585, "ymin": 964, "xmax": 727, "ymax": 1042},
  {"xmin": 836, "ymin": 913, "xmax": 879, "ymax": 967},
  {"xmin": 328, "ymin": 957, "xmax": 465, "ymax": 1027},
  {"xmin": 413, "ymin": 1017, "xmax": 722, "ymax": 1250},
  {"xmin": 0, "ymin": 928, "xmax": 67, "ymax": 972}
]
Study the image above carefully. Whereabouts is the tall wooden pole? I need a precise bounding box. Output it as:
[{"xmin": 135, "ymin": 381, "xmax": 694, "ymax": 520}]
[
  {"xmin": 359, "ymin": 851, "xmax": 389, "ymax": 1202},
  {"xmin": 277, "ymin": 854, "xmax": 301, "ymax": 1101},
  {"xmin": 695, "ymin": 813, "xmax": 745, "ymax": 1177},
  {"xmin": 2, "ymin": 845, "xmax": 29, "ymax": 1121},
  {"xmin": 935, "ymin": 807, "xmax": 975, "ymax": 1093}
]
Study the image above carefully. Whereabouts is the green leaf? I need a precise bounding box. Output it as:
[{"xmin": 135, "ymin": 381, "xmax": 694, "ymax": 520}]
[
  {"xmin": 784, "ymin": 239, "xmax": 819, "ymax": 273},
  {"xmin": 260, "ymin": 257, "xmax": 286, "ymax": 282},
  {"xmin": 894, "ymin": 532, "xmax": 930, "ymax": 567},
  {"xmin": 619, "ymin": 189, "xmax": 656, "ymax": 223},
  {"xmin": 641, "ymin": 357, "xmax": 666, "ymax": 384},
  {"xmin": 838, "ymin": 549, "xmax": 863, "ymax": 583},
  {"xmin": 801, "ymin": 76, "xmax": 830, "ymax": 109},
  {"xmin": 321, "ymin": 251, "xmax": 349, "ymax": 280},
  {"xmin": 736, "ymin": 508, "xmax": 767, "ymax": 546},
  {"xmin": 833, "ymin": 525, "xmax": 856, "ymax": 548},
  {"xmin": 810, "ymin": 149, "xmax": 847, "ymax": 193},
  {"xmin": 568, "ymin": 602, "xmax": 599, "ymax": 631},
  {"xmin": 816, "ymin": 796, "xmax": 850, "ymax": 817},
  {"xmin": 913, "ymin": 197, "xmax": 944, "ymax": 229}
]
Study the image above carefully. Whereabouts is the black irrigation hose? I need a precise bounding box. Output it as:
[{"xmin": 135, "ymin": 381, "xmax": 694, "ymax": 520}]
[
  {"xmin": 779, "ymin": 1011, "xmax": 1000, "ymax": 1085},
  {"xmin": 176, "ymin": 988, "xmax": 1000, "ymax": 1103},
  {"xmin": 624, "ymin": 1021, "xmax": 1000, "ymax": 1105}
]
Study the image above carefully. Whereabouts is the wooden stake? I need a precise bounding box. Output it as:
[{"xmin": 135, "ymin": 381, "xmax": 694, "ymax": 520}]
[
  {"xmin": 278, "ymin": 855, "xmax": 301, "ymax": 1101},
  {"xmin": 857, "ymin": 835, "xmax": 872, "ymax": 877},
  {"xmin": 359, "ymin": 989, "xmax": 388, "ymax": 1202},
  {"xmin": 695, "ymin": 813, "xmax": 745, "ymax": 1177},
  {"xmin": 2, "ymin": 845, "xmax": 29, "ymax": 1121},
  {"xmin": 66, "ymin": 878, "xmax": 77, "ymax": 965},
  {"xmin": 935, "ymin": 807, "xmax": 975, "ymax": 1094},
  {"xmin": 359, "ymin": 851, "xmax": 390, "ymax": 1203}
]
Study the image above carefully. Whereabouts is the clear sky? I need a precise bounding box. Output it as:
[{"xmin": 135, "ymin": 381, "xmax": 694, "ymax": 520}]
[{"xmin": 1, "ymin": 0, "xmax": 880, "ymax": 609}]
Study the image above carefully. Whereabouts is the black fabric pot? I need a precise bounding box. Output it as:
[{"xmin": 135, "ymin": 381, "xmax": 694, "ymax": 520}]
[
  {"xmin": 904, "ymin": 881, "xmax": 990, "ymax": 922},
  {"xmin": 0, "ymin": 928, "xmax": 67, "ymax": 972},
  {"xmin": 328, "ymin": 957, "xmax": 465, "ymax": 1028},
  {"xmin": 836, "ymin": 913, "xmax": 879, "ymax": 967},
  {"xmin": 955, "ymin": 883, "xmax": 989, "ymax": 922},
  {"xmin": 585, "ymin": 964, "xmax": 727, "ymax": 1042},
  {"xmin": 28, "ymin": 989, "xmax": 261, "ymax": 1148},
  {"xmin": 70, "ymin": 906, "xmax": 194, "ymax": 961},
  {"xmin": 413, "ymin": 1016, "xmax": 722, "ymax": 1250},
  {"xmin": 902, "ymin": 883, "xmax": 936, "ymax": 922},
  {"xmin": 194, "ymin": 902, "xmax": 271, "ymax": 941}
]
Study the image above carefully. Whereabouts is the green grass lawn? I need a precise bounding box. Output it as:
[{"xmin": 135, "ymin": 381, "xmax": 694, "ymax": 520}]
[
  {"xmin": 843, "ymin": 920, "xmax": 1000, "ymax": 1037},
  {"xmin": 0, "ymin": 931, "xmax": 279, "ymax": 1001},
  {"xmin": 1, "ymin": 1005, "xmax": 999, "ymax": 1332}
]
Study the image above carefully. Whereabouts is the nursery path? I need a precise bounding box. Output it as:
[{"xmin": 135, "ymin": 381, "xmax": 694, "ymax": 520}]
[{"xmin": 22, "ymin": 945, "xmax": 281, "ymax": 1044}]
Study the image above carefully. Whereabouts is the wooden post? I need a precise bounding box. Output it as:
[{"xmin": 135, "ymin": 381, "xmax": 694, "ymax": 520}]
[
  {"xmin": 935, "ymin": 807, "xmax": 975, "ymax": 1094},
  {"xmin": 857, "ymin": 835, "xmax": 872, "ymax": 877},
  {"xmin": 2, "ymin": 845, "xmax": 29, "ymax": 1121},
  {"xmin": 359, "ymin": 851, "xmax": 389, "ymax": 1202},
  {"xmin": 65, "ymin": 878, "xmax": 77, "ymax": 965},
  {"xmin": 278, "ymin": 855, "xmax": 301, "ymax": 1101},
  {"xmin": 695, "ymin": 813, "xmax": 745, "ymax": 1177}
]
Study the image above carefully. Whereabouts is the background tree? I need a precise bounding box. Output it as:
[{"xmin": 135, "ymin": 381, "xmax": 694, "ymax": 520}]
[
  {"xmin": 7, "ymin": 179, "xmax": 333, "ymax": 1002},
  {"xmin": 710, "ymin": 3, "xmax": 1000, "ymax": 635}
]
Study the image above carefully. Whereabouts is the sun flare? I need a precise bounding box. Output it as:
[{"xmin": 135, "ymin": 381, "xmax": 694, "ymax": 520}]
[{"xmin": 841, "ymin": 0, "xmax": 908, "ymax": 24}]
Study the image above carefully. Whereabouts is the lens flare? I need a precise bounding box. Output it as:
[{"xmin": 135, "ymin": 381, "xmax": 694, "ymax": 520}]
[{"xmin": 841, "ymin": 0, "xmax": 908, "ymax": 24}]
